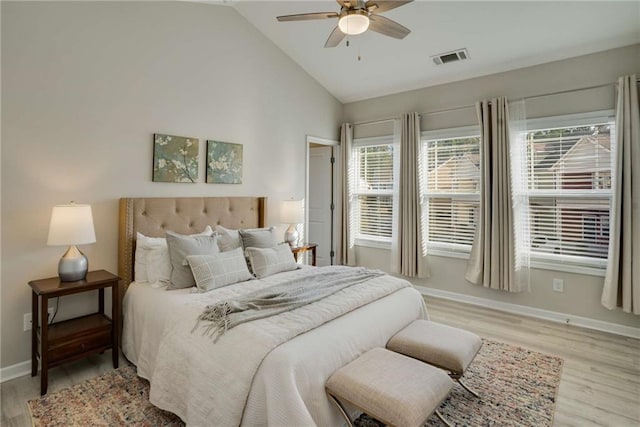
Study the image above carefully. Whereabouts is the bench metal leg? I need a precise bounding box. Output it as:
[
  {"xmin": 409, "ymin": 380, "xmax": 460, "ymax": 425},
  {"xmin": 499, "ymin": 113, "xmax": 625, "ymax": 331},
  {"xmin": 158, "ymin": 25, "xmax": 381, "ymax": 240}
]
[
  {"xmin": 327, "ymin": 393, "xmax": 354, "ymax": 427},
  {"xmin": 450, "ymin": 372, "xmax": 480, "ymax": 398},
  {"xmin": 435, "ymin": 410, "xmax": 453, "ymax": 427},
  {"xmin": 457, "ymin": 378, "xmax": 480, "ymax": 398}
]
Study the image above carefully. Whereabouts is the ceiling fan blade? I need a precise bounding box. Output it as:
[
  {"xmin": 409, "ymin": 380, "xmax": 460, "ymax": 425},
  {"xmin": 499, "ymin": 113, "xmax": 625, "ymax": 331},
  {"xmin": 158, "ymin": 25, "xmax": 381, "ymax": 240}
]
[
  {"xmin": 368, "ymin": 14, "xmax": 410, "ymax": 39},
  {"xmin": 277, "ymin": 12, "xmax": 339, "ymax": 22},
  {"xmin": 366, "ymin": 0, "xmax": 413, "ymax": 14},
  {"xmin": 324, "ymin": 26, "xmax": 346, "ymax": 48}
]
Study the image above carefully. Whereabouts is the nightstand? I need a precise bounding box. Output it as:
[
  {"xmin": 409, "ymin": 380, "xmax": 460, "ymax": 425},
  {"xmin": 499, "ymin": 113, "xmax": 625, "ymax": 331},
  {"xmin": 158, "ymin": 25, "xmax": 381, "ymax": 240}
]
[
  {"xmin": 291, "ymin": 243, "xmax": 318, "ymax": 266},
  {"xmin": 28, "ymin": 270, "xmax": 120, "ymax": 395}
]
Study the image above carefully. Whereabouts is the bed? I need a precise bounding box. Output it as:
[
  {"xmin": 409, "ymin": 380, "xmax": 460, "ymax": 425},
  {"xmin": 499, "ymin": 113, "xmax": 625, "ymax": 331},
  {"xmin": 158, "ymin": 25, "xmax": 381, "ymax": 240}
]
[{"xmin": 118, "ymin": 197, "xmax": 428, "ymax": 426}]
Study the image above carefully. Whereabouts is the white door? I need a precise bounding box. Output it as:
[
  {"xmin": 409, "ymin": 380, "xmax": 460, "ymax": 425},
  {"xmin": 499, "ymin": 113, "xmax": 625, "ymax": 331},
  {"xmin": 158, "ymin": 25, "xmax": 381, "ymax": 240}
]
[{"xmin": 308, "ymin": 145, "xmax": 333, "ymax": 266}]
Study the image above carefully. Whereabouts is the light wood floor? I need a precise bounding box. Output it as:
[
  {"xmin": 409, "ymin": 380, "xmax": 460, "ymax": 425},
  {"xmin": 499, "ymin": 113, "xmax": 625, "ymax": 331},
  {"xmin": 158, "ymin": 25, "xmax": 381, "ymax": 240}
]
[{"xmin": 2, "ymin": 297, "xmax": 639, "ymax": 426}]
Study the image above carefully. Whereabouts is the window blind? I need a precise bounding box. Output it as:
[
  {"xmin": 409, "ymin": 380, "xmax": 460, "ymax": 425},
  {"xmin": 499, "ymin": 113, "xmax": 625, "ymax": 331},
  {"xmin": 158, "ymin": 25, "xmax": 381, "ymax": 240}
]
[
  {"xmin": 420, "ymin": 136, "xmax": 481, "ymax": 250},
  {"xmin": 525, "ymin": 121, "xmax": 613, "ymax": 265},
  {"xmin": 353, "ymin": 144, "xmax": 394, "ymax": 241}
]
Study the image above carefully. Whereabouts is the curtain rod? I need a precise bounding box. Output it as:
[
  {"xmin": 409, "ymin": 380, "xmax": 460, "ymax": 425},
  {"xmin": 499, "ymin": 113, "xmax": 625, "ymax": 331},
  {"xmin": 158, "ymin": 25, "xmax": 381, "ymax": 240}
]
[
  {"xmin": 522, "ymin": 81, "xmax": 615, "ymax": 102},
  {"xmin": 352, "ymin": 80, "xmax": 627, "ymax": 126},
  {"xmin": 352, "ymin": 117, "xmax": 398, "ymax": 127}
]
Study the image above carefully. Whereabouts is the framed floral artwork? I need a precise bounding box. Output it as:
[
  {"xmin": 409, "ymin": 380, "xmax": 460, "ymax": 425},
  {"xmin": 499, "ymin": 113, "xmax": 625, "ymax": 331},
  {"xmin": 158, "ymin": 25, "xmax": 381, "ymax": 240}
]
[
  {"xmin": 206, "ymin": 140, "xmax": 243, "ymax": 184},
  {"xmin": 153, "ymin": 133, "xmax": 199, "ymax": 183}
]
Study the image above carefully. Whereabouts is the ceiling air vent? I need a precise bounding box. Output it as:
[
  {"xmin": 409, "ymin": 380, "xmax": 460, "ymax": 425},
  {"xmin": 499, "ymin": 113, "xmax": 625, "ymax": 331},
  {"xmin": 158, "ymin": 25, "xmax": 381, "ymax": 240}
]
[{"xmin": 431, "ymin": 48, "xmax": 469, "ymax": 65}]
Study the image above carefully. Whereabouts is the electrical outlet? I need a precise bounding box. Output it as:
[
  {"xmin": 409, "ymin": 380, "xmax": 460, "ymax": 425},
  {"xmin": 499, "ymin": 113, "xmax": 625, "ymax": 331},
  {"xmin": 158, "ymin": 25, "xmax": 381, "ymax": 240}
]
[
  {"xmin": 552, "ymin": 278, "xmax": 564, "ymax": 293},
  {"xmin": 23, "ymin": 308, "xmax": 55, "ymax": 331}
]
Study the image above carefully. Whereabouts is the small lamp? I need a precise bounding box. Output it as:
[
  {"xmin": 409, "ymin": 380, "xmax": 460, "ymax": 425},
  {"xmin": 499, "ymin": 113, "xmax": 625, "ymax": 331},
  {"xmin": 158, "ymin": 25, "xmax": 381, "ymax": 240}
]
[
  {"xmin": 280, "ymin": 200, "xmax": 304, "ymax": 247},
  {"xmin": 47, "ymin": 203, "xmax": 96, "ymax": 282}
]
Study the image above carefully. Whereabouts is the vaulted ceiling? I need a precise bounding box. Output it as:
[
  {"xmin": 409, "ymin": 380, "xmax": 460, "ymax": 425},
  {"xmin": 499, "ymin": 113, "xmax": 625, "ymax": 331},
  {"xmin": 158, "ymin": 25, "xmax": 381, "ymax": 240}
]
[{"xmin": 231, "ymin": 1, "xmax": 640, "ymax": 103}]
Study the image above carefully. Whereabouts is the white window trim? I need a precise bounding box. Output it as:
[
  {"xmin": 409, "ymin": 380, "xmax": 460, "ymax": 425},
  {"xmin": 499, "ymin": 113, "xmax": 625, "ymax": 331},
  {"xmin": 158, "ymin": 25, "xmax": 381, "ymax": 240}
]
[
  {"xmin": 420, "ymin": 127, "xmax": 481, "ymax": 259},
  {"xmin": 427, "ymin": 241, "xmax": 472, "ymax": 259},
  {"xmin": 354, "ymin": 237, "xmax": 392, "ymax": 249},
  {"xmin": 526, "ymin": 110, "xmax": 615, "ymax": 131},
  {"xmin": 422, "ymin": 125, "xmax": 480, "ymax": 141},
  {"xmin": 352, "ymin": 135, "xmax": 396, "ymax": 248},
  {"xmin": 524, "ymin": 111, "xmax": 615, "ymax": 275},
  {"xmin": 352, "ymin": 135, "xmax": 394, "ymax": 148}
]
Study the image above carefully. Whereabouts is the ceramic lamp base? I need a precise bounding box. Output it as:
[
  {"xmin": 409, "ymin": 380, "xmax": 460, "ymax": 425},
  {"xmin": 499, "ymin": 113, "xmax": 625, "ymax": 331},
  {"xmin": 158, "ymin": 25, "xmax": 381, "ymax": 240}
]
[
  {"xmin": 58, "ymin": 245, "xmax": 88, "ymax": 282},
  {"xmin": 284, "ymin": 224, "xmax": 299, "ymax": 247}
]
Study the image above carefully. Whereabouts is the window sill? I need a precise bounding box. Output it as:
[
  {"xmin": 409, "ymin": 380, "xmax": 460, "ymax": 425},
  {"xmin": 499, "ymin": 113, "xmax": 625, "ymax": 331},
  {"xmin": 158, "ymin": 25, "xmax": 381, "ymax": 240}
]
[
  {"xmin": 353, "ymin": 242, "xmax": 607, "ymax": 277},
  {"xmin": 427, "ymin": 248, "xmax": 471, "ymax": 260},
  {"xmin": 354, "ymin": 238, "xmax": 392, "ymax": 250}
]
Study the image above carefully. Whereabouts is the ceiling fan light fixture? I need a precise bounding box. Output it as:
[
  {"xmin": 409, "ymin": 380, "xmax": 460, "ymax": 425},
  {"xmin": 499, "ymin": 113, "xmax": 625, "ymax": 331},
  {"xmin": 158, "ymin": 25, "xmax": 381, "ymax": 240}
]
[{"xmin": 338, "ymin": 10, "xmax": 369, "ymax": 35}]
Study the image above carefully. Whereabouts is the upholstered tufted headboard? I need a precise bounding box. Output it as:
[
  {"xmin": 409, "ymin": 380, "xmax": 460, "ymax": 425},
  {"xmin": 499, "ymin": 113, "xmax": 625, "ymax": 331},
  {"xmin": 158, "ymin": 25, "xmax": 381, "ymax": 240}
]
[{"xmin": 118, "ymin": 197, "xmax": 266, "ymax": 293}]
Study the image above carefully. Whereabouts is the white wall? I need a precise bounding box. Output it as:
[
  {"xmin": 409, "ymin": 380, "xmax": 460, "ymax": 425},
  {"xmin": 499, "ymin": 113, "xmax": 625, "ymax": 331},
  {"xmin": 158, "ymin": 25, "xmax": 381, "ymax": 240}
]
[
  {"xmin": 344, "ymin": 45, "xmax": 640, "ymax": 329},
  {"xmin": 1, "ymin": 1, "xmax": 342, "ymax": 368}
]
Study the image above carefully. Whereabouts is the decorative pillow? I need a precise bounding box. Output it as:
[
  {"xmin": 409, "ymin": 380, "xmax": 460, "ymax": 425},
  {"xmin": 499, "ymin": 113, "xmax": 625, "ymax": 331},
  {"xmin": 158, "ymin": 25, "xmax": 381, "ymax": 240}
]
[
  {"xmin": 239, "ymin": 227, "xmax": 277, "ymax": 249},
  {"xmin": 134, "ymin": 226, "xmax": 213, "ymax": 284},
  {"xmin": 245, "ymin": 243, "xmax": 298, "ymax": 278},
  {"xmin": 215, "ymin": 225, "xmax": 242, "ymax": 252},
  {"xmin": 186, "ymin": 248, "xmax": 253, "ymax": 292},
  {"xmin": 166, "ymin": 231, "xmax": 219, "ymax": 290}
]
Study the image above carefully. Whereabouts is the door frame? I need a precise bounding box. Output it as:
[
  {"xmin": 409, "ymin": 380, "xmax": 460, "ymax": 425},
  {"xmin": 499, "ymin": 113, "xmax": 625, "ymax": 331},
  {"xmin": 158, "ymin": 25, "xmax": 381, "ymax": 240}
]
[{"xmin": 305, "ymin": 135, "xmax": 339, "ymax": 265}]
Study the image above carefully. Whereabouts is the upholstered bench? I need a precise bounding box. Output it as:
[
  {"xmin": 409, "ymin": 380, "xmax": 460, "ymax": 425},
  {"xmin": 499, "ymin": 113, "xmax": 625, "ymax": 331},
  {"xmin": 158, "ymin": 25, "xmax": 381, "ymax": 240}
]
[
  {"xmin": 387, "ymin": 320, "xmax": 483, "ymax": 397},
  {"xmin": 326, "ymin": 347, "xmax": 453, "ymax": 427}
]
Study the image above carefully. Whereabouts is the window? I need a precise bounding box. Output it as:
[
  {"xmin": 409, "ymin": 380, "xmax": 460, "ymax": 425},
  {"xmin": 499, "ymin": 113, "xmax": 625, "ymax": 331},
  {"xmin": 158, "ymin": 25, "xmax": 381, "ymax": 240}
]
[
  {"xmin": 524, "ymin": 112, "xmax": 615, "ymax": 272},
  {"xmin": 352, "ymin": 137, "xmax": 395, "ymax": 244},
  {"xmin": 420, "ymin": 128, "xmax": 481, "ymax": 256}
]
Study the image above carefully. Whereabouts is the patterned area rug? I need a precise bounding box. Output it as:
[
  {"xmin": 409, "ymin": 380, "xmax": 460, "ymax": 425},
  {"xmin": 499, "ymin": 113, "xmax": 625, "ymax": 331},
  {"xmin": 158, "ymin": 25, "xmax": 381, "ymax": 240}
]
[
  {"xmin": 356, "ymin": 340, "xmax": 563, "ymax": 427},
  {"xmin": 28, "ymin": 340, "xmax": 562, "ymax": 426}
]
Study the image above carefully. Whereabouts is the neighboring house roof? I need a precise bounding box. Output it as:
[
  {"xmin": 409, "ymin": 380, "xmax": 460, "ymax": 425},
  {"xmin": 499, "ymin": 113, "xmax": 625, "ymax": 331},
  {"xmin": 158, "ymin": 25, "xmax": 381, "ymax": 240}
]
[
  {"xmin": 535, "ymin": 135, "xmax": 610, "ymax": 170},
  {"xmin": 429, "ymin": 153, "xmax": 479, "ymax": 175},
  {"xmin": 549, "ymin": 136, "xmax": 611, "ymax": 172}
]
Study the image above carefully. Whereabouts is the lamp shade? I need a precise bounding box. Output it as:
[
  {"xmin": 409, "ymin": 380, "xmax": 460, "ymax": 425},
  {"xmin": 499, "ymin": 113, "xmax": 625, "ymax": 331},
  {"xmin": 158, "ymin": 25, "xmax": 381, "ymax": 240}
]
[
  {"xmin": 47, "ymin": 204, "xmax": 96, "ymax": 246},
  {"xmin": 280, "ymin": 200, "xmax": 304, "ymax": 224}
]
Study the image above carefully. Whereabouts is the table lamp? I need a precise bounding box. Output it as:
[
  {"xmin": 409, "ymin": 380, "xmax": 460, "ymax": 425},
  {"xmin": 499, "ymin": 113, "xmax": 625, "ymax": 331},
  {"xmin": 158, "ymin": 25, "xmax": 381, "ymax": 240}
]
[
  {"xmin": 280, "ymin": 200, "xmax": 303, "ymax": 246},
  {"xmin": 47, "ymin": 203, "xmax": 96, "ymax": 281}
]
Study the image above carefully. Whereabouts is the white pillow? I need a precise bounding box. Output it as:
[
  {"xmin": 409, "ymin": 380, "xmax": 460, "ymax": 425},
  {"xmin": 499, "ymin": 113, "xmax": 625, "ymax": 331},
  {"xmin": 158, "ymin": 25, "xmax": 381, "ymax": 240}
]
[
  {"xmin": 186, "ymin": 248, "xmax": 253, "ymax": 292},
  {"xmin": 146, "ymin": 245, "xmax": 172, "ymax": 286},
  {"xmin": 134, "ymin": 233, "xmax": 165, "ymax": 282},
  {"xmin": 134, "ymin": 226, "xmax": 213, "ymax": 284},
  {"xmin": 244, "ymin": 243, "xmax": 298, "ymax": 279}
]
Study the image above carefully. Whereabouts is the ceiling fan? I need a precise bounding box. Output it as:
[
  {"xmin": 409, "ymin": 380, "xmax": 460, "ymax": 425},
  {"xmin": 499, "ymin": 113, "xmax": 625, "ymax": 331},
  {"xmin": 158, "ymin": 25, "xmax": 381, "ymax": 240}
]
[{"xmin": 276, "ymin": 0, "xmax": 413, "ymax": 48}]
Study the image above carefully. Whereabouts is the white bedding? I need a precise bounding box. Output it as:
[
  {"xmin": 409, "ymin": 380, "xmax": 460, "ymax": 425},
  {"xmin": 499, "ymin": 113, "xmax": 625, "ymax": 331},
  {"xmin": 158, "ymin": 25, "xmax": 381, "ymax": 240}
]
[{"xmin": 123, "ymin": 267, "xmax": 428, "ymax": 426}]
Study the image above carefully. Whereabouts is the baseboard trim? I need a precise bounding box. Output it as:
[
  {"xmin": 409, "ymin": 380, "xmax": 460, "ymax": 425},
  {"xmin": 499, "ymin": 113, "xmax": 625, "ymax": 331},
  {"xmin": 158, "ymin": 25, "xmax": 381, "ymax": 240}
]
[
  {"xmin": 1, "ymin": 360, "xmax": 31, "ymax": 383},
  {"xmin": 415, "ymin": 286, "xmax": 640, "ymax": 340}
]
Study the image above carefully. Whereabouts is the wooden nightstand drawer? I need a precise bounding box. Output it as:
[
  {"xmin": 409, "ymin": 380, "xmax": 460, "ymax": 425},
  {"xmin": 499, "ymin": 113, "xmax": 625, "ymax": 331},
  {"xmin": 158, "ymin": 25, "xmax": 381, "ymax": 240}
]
[
  {"xmin": 47, "ymin": 313, "xmax": 112, "ymax": 365},
  {"xmin": 48, "ymin": 329, "xmax": 111, "ymax": 365}
]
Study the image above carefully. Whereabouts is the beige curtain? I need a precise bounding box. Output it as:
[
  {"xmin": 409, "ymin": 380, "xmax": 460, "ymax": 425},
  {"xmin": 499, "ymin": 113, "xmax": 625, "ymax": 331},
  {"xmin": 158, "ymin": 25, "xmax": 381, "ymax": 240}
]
[
  {"xmin": 338, "ymin": 123, "xmax": 356, "ymax": 266},
  {"xmin": 602, "ymin": 75, "xmax": 639, "ymax": 314},
  {"xmin": 465, "ymin": 97, "xmax": 523, "ymax": 292},
  {"xmin": 392, "ymin": 113, "xmax": 429, "ymax": 277}
]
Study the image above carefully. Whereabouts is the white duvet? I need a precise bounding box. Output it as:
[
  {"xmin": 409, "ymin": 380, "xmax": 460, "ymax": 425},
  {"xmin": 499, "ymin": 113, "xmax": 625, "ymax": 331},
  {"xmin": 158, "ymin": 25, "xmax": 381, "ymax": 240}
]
[{"xmin": 123, "ymin": 266, "xmax": 428, "ymax": 426}]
